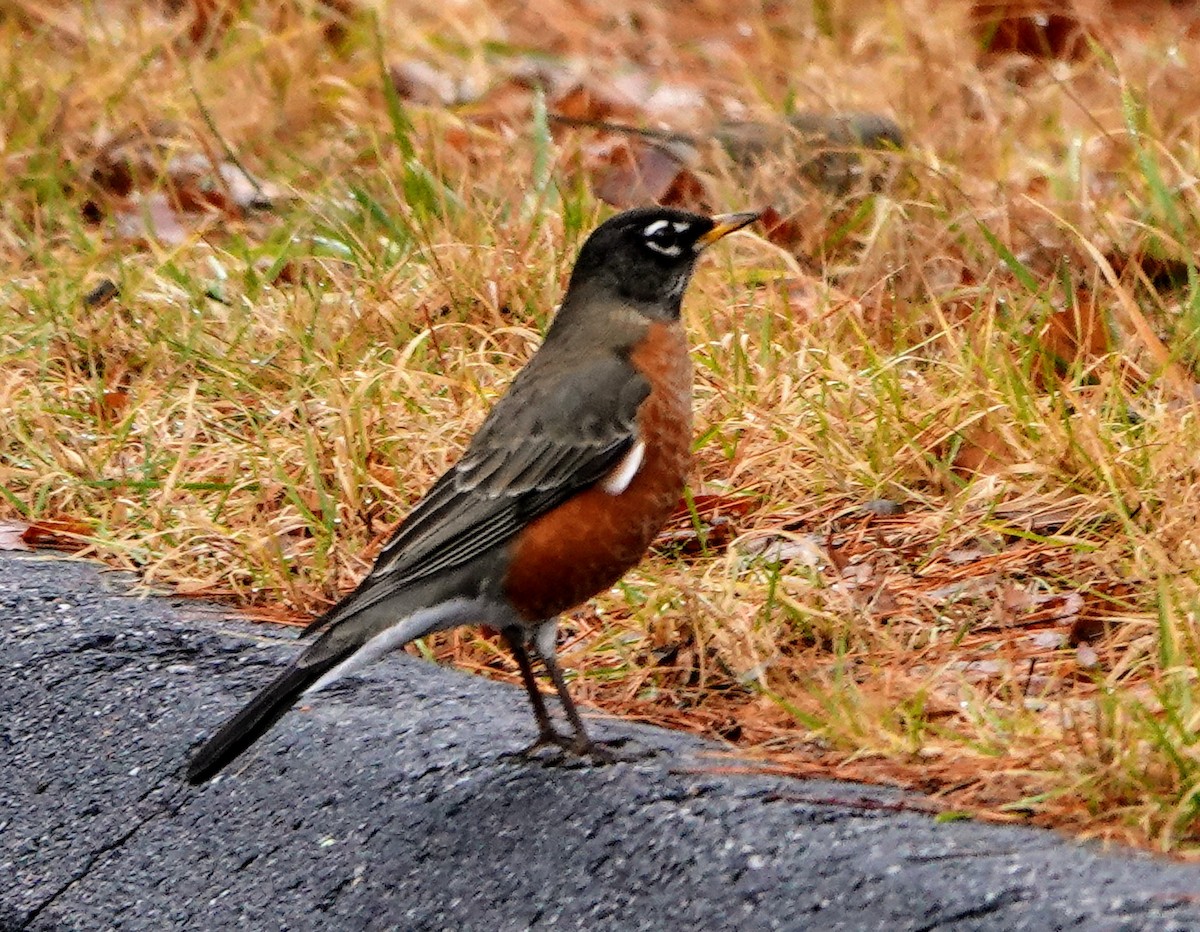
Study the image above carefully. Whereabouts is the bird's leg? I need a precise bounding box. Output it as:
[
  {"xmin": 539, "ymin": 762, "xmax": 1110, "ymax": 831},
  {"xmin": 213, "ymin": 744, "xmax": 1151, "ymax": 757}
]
[
  {"xmin": 531, "ymin": 621, "xmax": 652, "ymax": 764},
  {"xmin": 500, "ymin": 625, "xmax": 568, "ymax": 753},
  {"xmin": 536, "ymin": 645, "xmax": 606, "ymax": 757}
]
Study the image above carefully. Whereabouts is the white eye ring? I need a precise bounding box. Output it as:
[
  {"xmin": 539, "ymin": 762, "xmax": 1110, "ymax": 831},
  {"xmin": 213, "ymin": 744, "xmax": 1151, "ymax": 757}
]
[{"xmin": 643, "ymin": 218, "xmax": 688, "ymax": 257}]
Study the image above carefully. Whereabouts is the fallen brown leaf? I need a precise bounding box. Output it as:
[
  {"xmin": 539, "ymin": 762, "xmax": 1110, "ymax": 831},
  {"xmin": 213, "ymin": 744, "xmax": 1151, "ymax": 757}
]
[
  {"xmin": 312, "ymin": 0, "xmax": 360, "ymax": 45},
  {"xmin": 758, "ymin": 205, "xmax": 807, "ymax": 250},
  {"xmin": 89, "ymin": 390, "xmax": 130, "ymax": 423},
  {"xmin": 1037, "ymin": 289, "xmax": 1110, "ymax": 383},
  {"xmin": 169, "ymin": 0, "xmax": 237, "ymax": 48},
  {"xmin": 972, "ymin": 2, "xmax": 1094, "ymax": 61},
  {"xmin": 1109, "ymin": 246, "xmax": 1193, "ymax": 293},
  {"xmin": 86, "ymin": 123, "xmax": 278, "ymax": 232},
  {"xmin": 21, "ymin": 517, "xmax": 93, "ymax": 552},
  {"xmin": 170, "ymin": 155, "xmax": 277, "ymax": 215},
  {"xmin": 585, "ymin": 137, "xmax": 710, "ymax": 211},
  {"xmin": 550, "ymin": 80, "xmax": 640, "ymax": 124},
  {"xmin": 951, "ymin": 421, "xmax": 1014, "ymax": 476}
]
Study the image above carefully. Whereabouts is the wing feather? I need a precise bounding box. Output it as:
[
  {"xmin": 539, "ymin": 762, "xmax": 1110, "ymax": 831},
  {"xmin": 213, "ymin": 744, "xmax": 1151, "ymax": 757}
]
[{"xmin": 302, "ymin": 354, "xmax": 649, "ymax": 635}]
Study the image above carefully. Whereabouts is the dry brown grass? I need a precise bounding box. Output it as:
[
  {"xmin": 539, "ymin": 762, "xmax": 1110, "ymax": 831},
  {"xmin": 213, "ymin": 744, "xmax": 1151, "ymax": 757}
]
[{"xmin": 9, "ymin": 0, "xmax": 1200, "ymax": 853}]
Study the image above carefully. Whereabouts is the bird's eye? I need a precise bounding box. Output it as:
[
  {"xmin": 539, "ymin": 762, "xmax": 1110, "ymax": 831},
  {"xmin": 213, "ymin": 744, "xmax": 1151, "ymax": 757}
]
[{"xmin": 641, "ymin": 219, "xmax": 691, "ymax": 258}]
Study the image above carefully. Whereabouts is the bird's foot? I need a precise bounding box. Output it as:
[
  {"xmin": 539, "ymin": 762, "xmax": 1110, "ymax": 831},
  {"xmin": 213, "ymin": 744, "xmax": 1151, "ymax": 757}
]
[
  {"xmin": 571, "ymin": 735, "xmax": 656, "ymax": 765},
  {"xmin": 504, "ymin": 731, "xmax": 654, "ymax": 766}
]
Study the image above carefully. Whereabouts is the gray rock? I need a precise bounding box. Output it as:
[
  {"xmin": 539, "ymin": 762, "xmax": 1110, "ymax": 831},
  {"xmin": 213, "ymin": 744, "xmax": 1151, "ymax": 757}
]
[{"xmin": 3, "ymin": 552, "xmax": 1200, "ymax": 931}]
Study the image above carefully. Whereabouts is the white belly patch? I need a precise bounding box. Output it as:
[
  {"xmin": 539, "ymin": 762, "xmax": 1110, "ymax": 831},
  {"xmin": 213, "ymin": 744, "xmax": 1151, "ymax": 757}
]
[{"xmin": 601, "ymin": 440, "xmax": 645, "ymax": 496}]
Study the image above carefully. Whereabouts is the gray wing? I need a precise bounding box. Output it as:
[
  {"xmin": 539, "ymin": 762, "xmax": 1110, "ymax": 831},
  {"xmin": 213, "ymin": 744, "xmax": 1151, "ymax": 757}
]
[{"xmin": 303, "ymin": 354, "xmax": 650, "ymax": 634}]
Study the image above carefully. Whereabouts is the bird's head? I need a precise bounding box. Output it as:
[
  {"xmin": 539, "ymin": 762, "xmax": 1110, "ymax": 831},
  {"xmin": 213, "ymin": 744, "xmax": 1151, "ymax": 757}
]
[{"xmin": 561, "ymin": 207, "xmax": 759, "ymax": 322}]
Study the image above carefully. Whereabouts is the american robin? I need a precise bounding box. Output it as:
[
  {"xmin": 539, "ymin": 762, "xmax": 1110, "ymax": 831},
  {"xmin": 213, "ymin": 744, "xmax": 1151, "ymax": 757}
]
[{"xmin": 186, "ymin": 206, "xmax": 759, "ymax": 783}]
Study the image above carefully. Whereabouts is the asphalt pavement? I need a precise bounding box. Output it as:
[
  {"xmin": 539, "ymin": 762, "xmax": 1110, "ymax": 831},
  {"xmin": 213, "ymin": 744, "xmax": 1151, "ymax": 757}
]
[{"xmin": 4, "ymin": 551, "xmax": 1200, "ymax": 931}]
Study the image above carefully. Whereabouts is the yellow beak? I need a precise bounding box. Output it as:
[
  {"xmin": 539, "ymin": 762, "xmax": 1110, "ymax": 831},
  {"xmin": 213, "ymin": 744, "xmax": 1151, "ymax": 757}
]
[{"xmin": 696, "ymin": 211, "xmax": 761, "ymax": 248}]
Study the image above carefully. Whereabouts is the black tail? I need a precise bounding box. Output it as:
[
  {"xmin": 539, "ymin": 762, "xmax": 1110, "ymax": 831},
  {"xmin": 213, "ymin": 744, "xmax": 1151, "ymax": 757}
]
[{"xmin": 186, "ymin": 656, "xmax": 344, "ymax": 784}]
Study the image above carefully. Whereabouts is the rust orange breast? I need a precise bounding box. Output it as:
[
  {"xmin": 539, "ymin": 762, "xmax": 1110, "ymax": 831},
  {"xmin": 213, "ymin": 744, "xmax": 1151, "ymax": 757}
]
[{"xmin": 503, "ymin": 321, "xmax": 693, "ymax": 622}]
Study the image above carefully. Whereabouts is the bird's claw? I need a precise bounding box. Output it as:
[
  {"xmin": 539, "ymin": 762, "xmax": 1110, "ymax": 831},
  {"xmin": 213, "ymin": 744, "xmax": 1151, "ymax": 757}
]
[
  {"xmin": 503, "ymin": 731, "xmax": 655, "ymax": 766},
  {"xmin": 575, "ymin": 736, "xmax": 656, "ymax": 764}
]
